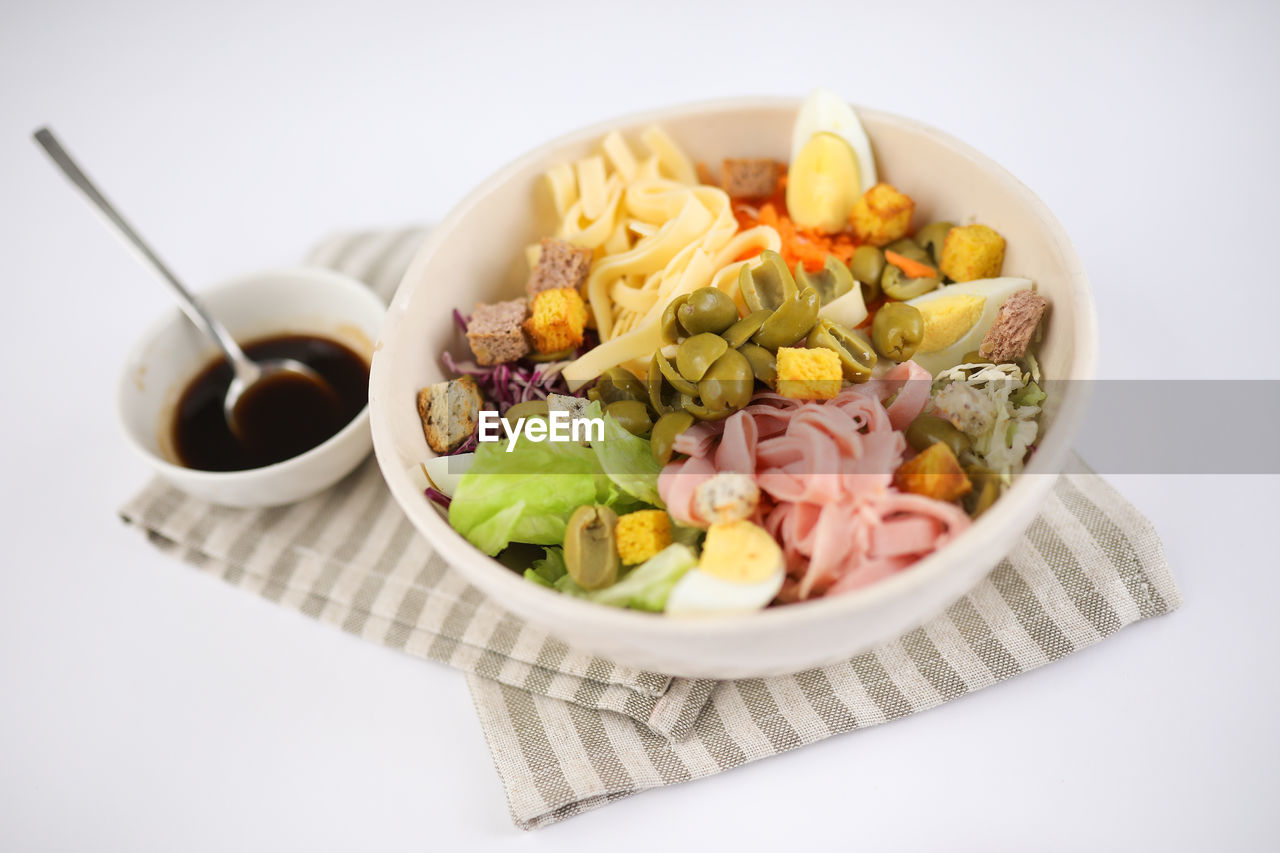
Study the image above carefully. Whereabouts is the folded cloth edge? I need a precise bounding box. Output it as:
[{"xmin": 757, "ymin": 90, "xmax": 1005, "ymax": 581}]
[{"xmin": 464, "ymin": 466, "xmax": 1181, "ymax": 830}]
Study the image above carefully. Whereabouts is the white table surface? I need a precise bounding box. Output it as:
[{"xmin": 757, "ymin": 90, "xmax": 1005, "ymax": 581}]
[{"xmin": 3, "ymin": 1, "xmax": 1277, "ymax": 849}]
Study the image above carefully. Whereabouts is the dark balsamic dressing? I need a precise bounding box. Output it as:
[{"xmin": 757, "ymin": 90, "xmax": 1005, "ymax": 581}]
[{"xmin": 173, "ymin": 334, "xmax": 369, "ymax": 472}]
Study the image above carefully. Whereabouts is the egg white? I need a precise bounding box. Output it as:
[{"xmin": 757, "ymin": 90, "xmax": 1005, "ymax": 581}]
[
  {"xmin": 819, "ymin": 286, "xmax": 868, "ymax": 328},
  {"xmin": 665, "ymin": 566, "xmax": 784, "ymax": 616},
  {"xmin": 906, "ymin": 277, "xmax": 1033, "ymax": 375},
  {"xmin": 790, "ymin": 88, "xmax": 878, "ymax": 196},
  {"xmin": 422, "ymin": 451, "xmax": 475, "ymax": 497}
]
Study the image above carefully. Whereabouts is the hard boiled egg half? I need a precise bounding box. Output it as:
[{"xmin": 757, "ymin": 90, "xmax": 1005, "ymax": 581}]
[
  {"xmin": 665, "ymin": 520, "xmax": 785, "ymax": 616},
  {"xmin": 786, "ymin": 88, "xmax": 878, "ymax": 233},
  {"xmin": 408, "ymin": 452, "xmax": 475, "ymax": 499},
  {"xmin": 905, "ymin": 277, "xmax": 1034, "ymax": 375}
]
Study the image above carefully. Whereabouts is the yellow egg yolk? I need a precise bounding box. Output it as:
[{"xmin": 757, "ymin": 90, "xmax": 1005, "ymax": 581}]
[
  {"xmin": 916, "ymin": 294, "xmax": 985, "ymax": 353},
  {"xmin": 699, "ymin": 520, "xmax": 783, "ymax": 584},
  {"xmin": 786, "ymin": 132, "xmax": 861, "ymax": 233}
]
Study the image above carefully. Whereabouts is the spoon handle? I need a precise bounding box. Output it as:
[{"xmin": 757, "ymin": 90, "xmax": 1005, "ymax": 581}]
[{"xmin": 32, "ymin": 127, "xmax": 256, "ymax": 380}]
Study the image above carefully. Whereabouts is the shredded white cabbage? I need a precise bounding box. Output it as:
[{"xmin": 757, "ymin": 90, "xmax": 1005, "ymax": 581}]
[{"xmin": 931, "ymin": 362, "xmax": 1042, "ymax": 481}]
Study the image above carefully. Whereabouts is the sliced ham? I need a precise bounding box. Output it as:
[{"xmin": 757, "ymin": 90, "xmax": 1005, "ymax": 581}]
[{"xmin": 658, "ymin": 360, "xmax": 970, "ymax": 602}]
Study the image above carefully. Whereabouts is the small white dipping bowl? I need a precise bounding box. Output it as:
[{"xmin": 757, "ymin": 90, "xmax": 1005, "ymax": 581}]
[
  {"xmin": 371, "ymin": 98, "xmax": 1098, "ymax": 678},
  {"xmin": 118, "ymin": 267, "xmax": 385, "ymax": 508}
]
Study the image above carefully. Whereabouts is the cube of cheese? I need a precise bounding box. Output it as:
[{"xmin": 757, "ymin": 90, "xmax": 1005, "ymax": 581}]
[
  {"xmin": 615, "ymin": 510, "xmax": 671, "ymax": 565},
  {"xmin": 776, "ymin": 347, "xmax": 842, "ymax": 400},
  {"xmin": 940, "ymin": 224, "xmax": 1006, "ymax": 282},
  {"xmin": 525, "ymin": 287, "xmax": 588, "ymax": 353},
  {"xmin": 849, "ymin": 183, "xmax": 914, "ymax": 247}
]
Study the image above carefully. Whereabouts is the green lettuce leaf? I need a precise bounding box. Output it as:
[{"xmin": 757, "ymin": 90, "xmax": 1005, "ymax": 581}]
[
  {"xmin": 524, "ymin": 547, "xmax": 568, "ymax": 588},
  {"xmin": 552, "ymin": 544, "xmax": 698, "ymax": 612},
  {"xmin": 588, "ymin": 402, "xmax": 665, "ymax": 508},
  {"xmin": 448, "ymin": 403, "xmax": 660, "ymax": 555},
  {"xmin": 448, "ymin": 438, "xmax": 612, "ymax": 555},
  {"xmin": 1010, "ymin": 380, "xmax": 1046, "ymax": 408}
]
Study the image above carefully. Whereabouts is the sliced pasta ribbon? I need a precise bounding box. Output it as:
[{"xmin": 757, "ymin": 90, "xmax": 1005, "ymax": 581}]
[{"xmin": 540, "ymin": 126, "xmax": 780, "ymax": 383}]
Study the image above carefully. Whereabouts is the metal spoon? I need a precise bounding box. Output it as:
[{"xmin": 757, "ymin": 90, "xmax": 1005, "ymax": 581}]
[{"xmin": 33, "ymin": 127, "xmax": 335, "ymax": 442}]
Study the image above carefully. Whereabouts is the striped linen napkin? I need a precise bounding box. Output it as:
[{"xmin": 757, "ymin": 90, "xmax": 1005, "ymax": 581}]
[{"xmin": 119, "ymin": 229, "xmax": 1181, "ymax": 830}]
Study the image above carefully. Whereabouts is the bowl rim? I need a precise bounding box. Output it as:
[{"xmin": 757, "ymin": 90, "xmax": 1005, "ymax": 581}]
[
  {"xmin": 116, "ymin": 265, "xmax": 384, "ymax": 481},
  {"xmin": 370, "ymin": 95, "xmax": 1098, "ymax": 637}
]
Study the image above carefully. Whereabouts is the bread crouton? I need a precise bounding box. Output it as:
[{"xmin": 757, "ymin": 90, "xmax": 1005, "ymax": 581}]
[
  {"xmin": 546, "ymin": 393, "xmax": 590, "ymax": 420},
  {"xmin": 894, "ymin": 442, "xmax": 972, "ymax": 502},
  {"xmin": 849, "ymin": 183, "xmax": 914, "ymax": 247},
  {"xmin": 525, "ymin": 287, "xmax": 588, "ymax": 353},
  {"xmin": 693, "ymin": 472, "xmax": 760, "ymax": 526},
  {"xmin": 776, "ymin": 347, "xmax": 842, "ymax": 400},
  {"xmin": 615, "ymin": 510, "xmax": 672, "ymax": 565},
  {"xmin": 931, "ymin": 381, "xmax": 998, "ymax": 435},
  {"xmin": 527, "ymin": 238, "xmax": 592, "ymax": 298},
  {"xmin": 417, "ymin": 376, "xmax": 482, "ymax": 454},
  {"xmin": 465, "ymin": 299, "xmax": 530, "ymax": 365},
  {"xmin": 940, "ymin": 224, "xmax": 1005, "ymax": 282},
  {"xmin": 546, "ymin": 393, "xmax": 593, "ymax": 443},
  {"xmin": 978, "ymin": 289, "xmax": 1048, "ymax": 362},
  {"xmin": 721, "ymin": 158, "xmax": 779, "ymax": 199}
]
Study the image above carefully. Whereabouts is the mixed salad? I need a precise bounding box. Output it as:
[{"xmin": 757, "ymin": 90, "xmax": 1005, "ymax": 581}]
[{"xmin": 412, "ymin": 89, "xmax": 1050, "ymax": 616}]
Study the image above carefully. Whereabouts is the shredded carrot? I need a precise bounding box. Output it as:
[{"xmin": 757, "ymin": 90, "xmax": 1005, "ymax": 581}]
[
  {"xmin": 734, "ymin": 199, "xmax": 858, "ymax": 271},
  {"xmin": 884, "ymin": 250, "xmax": 938, "ymax": 280}
]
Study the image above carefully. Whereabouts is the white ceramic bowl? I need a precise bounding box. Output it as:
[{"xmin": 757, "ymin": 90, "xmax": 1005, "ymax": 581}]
[
  {"xmin": 370, "ymin": 98, "xmax": 1097, "ymax": 678},
  {"xmin": 118, "ymin": 267, "xmax": 385, "ymax": 508}
]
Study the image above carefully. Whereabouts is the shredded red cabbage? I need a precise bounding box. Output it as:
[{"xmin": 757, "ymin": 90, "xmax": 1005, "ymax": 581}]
[
  {"xmin": 443, "ymin": 311, "xmax": 594, "ymax": 418},
  {"xmin": 449, "ymin": 431, "xmax": 478, "ymax": 455},
  {"xmin": 425, "ymin": 487, "xmax": 452, "ymax": 509}
]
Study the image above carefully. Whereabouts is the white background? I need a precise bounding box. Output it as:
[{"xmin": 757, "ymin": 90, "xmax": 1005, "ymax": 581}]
[{"xmin": 2, "ymin": 0, "xmax": 1277, "ymax": 849}]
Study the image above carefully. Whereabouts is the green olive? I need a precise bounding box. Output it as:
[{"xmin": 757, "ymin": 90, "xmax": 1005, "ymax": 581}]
[
  {"xmin": 650, "ymin": 410, "xmax": 696, "ymax": 464},
  {"xmin": 968, "ymin": 481, "xmax": 1000, "ymax": 518},
  {"xmin": 737, "ymin": 342, "xmax": 777, "ymax": 389},
  {"xmin": 527, "ymin": 347, "xmax": 575, "ymax": 362},
  {"xmin": 697, "ymin": 348, "xmax": 754, "ymax": 413},
  {"xmin": 738, "ymin": 250, "xmax": 798, "ymax": 312},
  {"xmin": 794, "ymin": 255, "xmax": 855, "ymax": 307},
  {"xmin": 661, "ymin": 293, "xmax": 692, "ymax": 344},
  {"xmin": 676, "ymin": 333, "xmax": 729, "ymax": 382},
  {"xmin": 849, "ymin": 245, "xmax": 885, "ymax": 303},
  {"xmin": 880, "ymin": 263, "xmax": 941, "ymax": 300},
  {"xmin": 682, "ymin": 400, "xmax": 737, "ymax": 420},
  {"xmin": 916, "ymin": 221, "xmax": 954, "ymax": 266},
  {"xmin": 752, "ymin": 286, "xmax": 820, "ymax": 350},
  {"xmin": 960, "ymin": 350, "xmax": 994, "ymax": 366},
  {"xmin": 654, "ymin": 350, "xmax": 699, "ymax": 396},
  {"xmin": 502, "ymin": 399, "xmax": 549, "ymax": 428},
  {"xmin": 884, "ymin": 237, "xmax": 929, "ymax": 262},
  {"xmin": 595, "ymin": 366, "xmax": 648, "ymax": 406},
  {"xmin": 905, "ymin": 414, "xmax": 973, "ymax": 459},
  {"xmin": 722, "ymin": 309, "xmax": 770, "ymax": 348},
  {"xmin": 563, "ymin": 505, "xmax": 620, "ymax": 590},
  {"xmin": 605, "ymin": 400, "xmax": 653, "ymax": 436},
  {"xmin": 677, "ymin": 287, "xmax": 738, "ymax": 335},
  {"xmin": 806, "ymin": 319, "xmax": 877, "ymax": 383},
  {"xmin": 648, "ymin": 355, "xmax": 682, "ymax": 414},
  {"xmin": 871, "ymin": 302, "xmax": 925, "ymax": 362},
  {"xmin": 963, "ymin": 464, "xmax": 1000, "ymax": 518}
]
